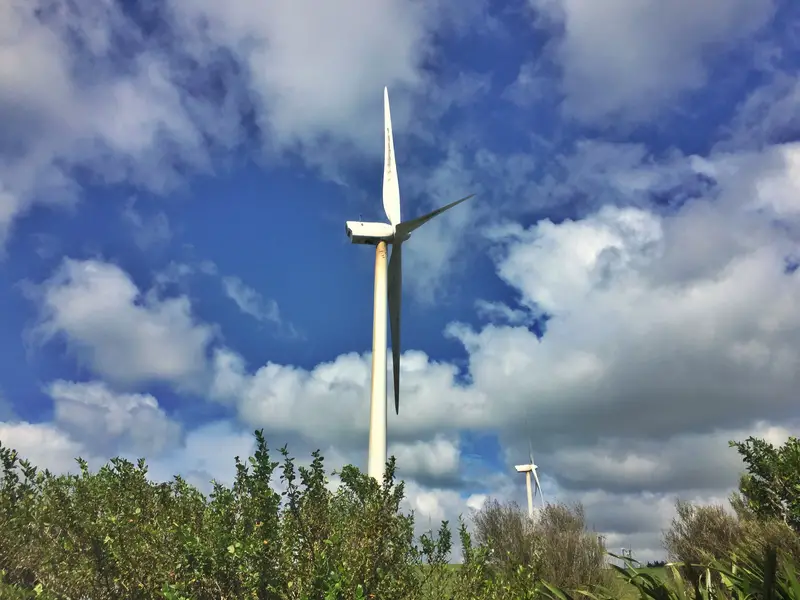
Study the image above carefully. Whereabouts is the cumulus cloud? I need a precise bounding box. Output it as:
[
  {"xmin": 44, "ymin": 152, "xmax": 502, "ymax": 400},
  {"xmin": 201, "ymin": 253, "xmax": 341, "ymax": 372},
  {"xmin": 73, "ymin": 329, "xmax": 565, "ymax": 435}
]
[
  {"xmin": 528, "ymin": 0, "xmax": 776, "ymax": 123},
  {"xmin": 47, "ymin": 380, "xmax": 182, "ymax": 457},
  {"xmin": 33, "ymin": 258, "xmax": 216, "ymax": 390},
  {"xmin": 208, "ymin": 347, "xmax": 484, "ymax": 452},
  {"xmin": 0, "ymin": 421, "xmax": 96, "ymax": 474},
  {"xmin": 389, "ymin": 436, "xmax": 462, "ymax": 487},
  {"xmin": 169, "ymin": 0, "xmax": 440, "ymax": 156},
  {"xmin": 1, "ymin": 378, "xmax": 183, "ymax": 478},
  {"xmin": 0, "ymin": 414, "xmax": 257, "ymax": 499},
  {"xmin": 543, "ymin": 422, "xmax": 800, "ymax": 496},
  {"xmin": 456, "ymin": 143, "xmax": 800, "ymax": 446},
  {"xmin": 0, "ymin": 0, "xmax": 464, "ymax": 247}
]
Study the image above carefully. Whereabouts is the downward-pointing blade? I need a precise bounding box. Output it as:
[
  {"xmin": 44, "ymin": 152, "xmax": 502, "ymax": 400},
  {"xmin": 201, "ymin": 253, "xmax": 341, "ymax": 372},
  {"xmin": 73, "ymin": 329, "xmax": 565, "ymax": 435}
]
[
  {"xmin": 383, "ymin": 87, "xmax": 401, "ymax": 228},
  {"xmin": 395, "ymin": 194, "xmax": 474, "ymax": 238},
  {"xmin": 532, "ymin": 468, "xmax": 544, "ymax": 506},
  {"xmin": 388, "ymin": 241, "xmax": 402, "ymax": 414}
]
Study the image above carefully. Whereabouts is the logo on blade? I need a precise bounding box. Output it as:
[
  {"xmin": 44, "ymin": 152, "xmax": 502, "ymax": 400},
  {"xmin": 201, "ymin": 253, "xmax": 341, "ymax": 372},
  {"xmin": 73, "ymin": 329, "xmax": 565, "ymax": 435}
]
[{"xmin": 386, "ymin": 128, "xmax": 393, "ymax": 176}]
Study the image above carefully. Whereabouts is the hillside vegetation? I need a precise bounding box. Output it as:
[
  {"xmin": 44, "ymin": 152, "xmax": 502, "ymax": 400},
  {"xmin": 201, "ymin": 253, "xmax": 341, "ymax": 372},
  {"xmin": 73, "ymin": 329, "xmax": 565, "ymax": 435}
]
[{"xmin": 1, "ymin": 430, "xmax": 798, "ymax": 599}]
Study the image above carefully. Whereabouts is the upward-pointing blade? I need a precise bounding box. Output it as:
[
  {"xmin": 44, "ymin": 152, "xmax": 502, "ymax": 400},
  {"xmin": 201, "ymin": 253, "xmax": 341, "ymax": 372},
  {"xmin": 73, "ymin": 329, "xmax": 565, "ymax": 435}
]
[
  {"xmin": 388, "ymin": 242, "xmax": 403, "ymax": 414},
  {"xmin": 395, "ymin": 194, "xmax": 475, "ymax": 239},
  {"xmin": 383, "ymin": 87, "xmax": 401, "ymax": 228}
]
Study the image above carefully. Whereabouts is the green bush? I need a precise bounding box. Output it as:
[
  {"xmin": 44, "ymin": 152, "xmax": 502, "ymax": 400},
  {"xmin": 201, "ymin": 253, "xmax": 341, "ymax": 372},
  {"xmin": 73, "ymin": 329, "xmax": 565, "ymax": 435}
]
[
  {"xmin": 3, "ymin": 430, "xmax": 800, "ymax": 600},
  {"xmin": 729, "ymin": 436, "xmax": 800, "ymax": 534},
  {"xmin": 0, "ymin": 431, "xmax": 452, "ymax": 599},
  {"xmin": 472, "ymin": 498, "xmax": 608, "ymax": 591}
]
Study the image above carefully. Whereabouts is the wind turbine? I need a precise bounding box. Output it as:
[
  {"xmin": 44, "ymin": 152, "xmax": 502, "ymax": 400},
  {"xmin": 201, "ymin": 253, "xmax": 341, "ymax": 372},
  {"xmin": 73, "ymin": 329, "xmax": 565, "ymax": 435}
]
[
  {"xmin": 345, "ymin": 87, "xmax": 474, "ymax": 481},
  {"xmin": 514, "ymin": 441, "xmax": 544, "ymax": 518}
]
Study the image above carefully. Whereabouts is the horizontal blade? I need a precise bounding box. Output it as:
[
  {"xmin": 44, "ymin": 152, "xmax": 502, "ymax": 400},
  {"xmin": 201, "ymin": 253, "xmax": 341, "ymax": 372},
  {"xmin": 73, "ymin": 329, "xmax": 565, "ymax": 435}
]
[
  {"xmin": 532, "ymin": 469, "xmax": 544, "ymax": 506},
  {"xmin": 383, "ymin": 87, "xmax": 401, "ymax": 228},
  {"xmin": 395, "ymin": 194, "xmax": 474, "ymax": 238},
  {"xmin": 388, "ymin": 241, "xmax": 402, "ymax": 414}
]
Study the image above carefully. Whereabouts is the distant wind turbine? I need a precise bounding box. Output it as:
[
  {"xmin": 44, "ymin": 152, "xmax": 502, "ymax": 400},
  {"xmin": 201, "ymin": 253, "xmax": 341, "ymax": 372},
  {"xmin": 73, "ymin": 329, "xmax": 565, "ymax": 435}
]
[
  {"xmin": 345, "ymin": 87, "xmax": 474, "ymax": 481},
  {"xmin": 514, "ymin": 441, "xmax": 544, "ymax": 518}
]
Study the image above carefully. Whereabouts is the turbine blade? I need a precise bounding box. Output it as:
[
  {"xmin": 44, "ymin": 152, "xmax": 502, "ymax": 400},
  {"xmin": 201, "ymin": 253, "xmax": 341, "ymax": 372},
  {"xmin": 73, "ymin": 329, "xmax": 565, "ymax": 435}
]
[
  {"xmin": 533, "ymin": 469, "xmax": 544, "ymax": 506},
  {"xmin": 388, "ymin": 241, "xmax": 403, "ymax": 414},
  {"xmin": 529, "ymin": 439, "xmax": 534, "ymax": 465},
  {"xmin": 395, "ymin": 194, "xmax": 474, "ymax": 238},
  {"xmin": 383, "ymin": 87, "xmax": 401, "ymax": 228}
]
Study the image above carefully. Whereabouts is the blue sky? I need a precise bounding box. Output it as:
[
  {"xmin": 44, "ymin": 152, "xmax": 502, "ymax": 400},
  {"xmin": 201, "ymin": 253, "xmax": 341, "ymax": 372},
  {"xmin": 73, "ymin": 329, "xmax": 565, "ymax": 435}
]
[{"xmin": 1, "ymin": 0, "xmax": 799, "ymax": 560}]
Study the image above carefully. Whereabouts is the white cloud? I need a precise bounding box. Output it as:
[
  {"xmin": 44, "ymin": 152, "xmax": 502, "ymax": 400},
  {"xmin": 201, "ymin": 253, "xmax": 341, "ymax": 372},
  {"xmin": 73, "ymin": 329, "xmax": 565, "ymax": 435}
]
[
  {"xmin": 528, "ymin": 0, "xmax": 776, "ymax": 123},
  {"xmin": 222, "ymin": 276, "xmax": 282, "ymax": 325},
  {"xmin": 169, "ymin": 0, "xmax": 438, "ymax": 158},
  {"xmin": 0, "ymin": 421, "xmax": 96, "ymax": 474},
  {"xmin": 33, "ymin": 258, "xmax": 216, "ymax": 390},
  {"xmin": 0, "ymin": 0, "xmax": 212, "ymax": 246},
  {"xmin": 209, "ymin": 347, "xmax": 485, "ymax": 450},
  {"xmin": 145, "ymin": 420, "xmax": 257, "ymax": 494},
  {"xmin": 0, "ymin": 0, "xmax": 463, "ymax": 247},
  {"xmin": 47, "ymin": 380, "xmax": 182, "ymax": 457},
  {"xmin": 545, "ymin": 421, "xmax": 800, "ymax": 495},
  {"xmin": 0, "ymin": 415, "xmax": 255, "ymax": 499},
  {"xmin": 389, "ymin": 436, "xmax": 462, "ymax": 486}
]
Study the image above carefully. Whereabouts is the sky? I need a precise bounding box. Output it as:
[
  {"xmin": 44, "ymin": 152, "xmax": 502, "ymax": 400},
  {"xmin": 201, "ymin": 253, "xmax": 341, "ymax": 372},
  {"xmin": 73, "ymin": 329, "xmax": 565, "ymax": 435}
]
[{"xmin": 1, "ymin": 0, "xmax": 799, "ymax": 563}]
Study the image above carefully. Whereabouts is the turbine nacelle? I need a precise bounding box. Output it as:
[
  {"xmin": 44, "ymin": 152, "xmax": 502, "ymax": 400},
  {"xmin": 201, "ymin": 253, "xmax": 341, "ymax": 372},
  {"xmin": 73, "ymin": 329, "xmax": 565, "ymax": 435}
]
[
  {"xmin": 345, "ymin": 221, "xmax": 395, "ymax": 245},
  {"xmin": 515, "ymin": 464, "xmax": 536, "ymax": 473}
]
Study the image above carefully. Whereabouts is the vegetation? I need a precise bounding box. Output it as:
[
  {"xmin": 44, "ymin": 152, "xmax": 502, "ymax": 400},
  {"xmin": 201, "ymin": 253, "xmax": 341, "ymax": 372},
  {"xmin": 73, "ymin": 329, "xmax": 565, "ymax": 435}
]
[
  {"xmin": 472, "ymin": 498, "xmax": 607, "ymax": 590},
  {"xmin": 729, "ymin": 436, "xmax": 800, "ymax": 533},
  {"xmin": 1, "ymin": 430, "xmax": 798, "ymax": 599}
]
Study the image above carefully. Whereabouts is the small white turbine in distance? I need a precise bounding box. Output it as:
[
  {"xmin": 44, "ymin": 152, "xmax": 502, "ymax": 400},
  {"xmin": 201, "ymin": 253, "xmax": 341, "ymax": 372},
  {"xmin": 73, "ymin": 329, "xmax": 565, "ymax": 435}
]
[
  {"xmin": 515, "ymin": 442, "xmax": 544, "ymax": 518},
  {"xmin": 345, "ymin": 87, "xmax": 474, "ymax": 481}
]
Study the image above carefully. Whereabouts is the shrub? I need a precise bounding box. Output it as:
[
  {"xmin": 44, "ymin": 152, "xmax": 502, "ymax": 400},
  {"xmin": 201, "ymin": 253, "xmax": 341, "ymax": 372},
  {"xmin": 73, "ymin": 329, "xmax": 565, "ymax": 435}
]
[
  {"xmin": 663, "ymin": 499, "xmax": 742, "ymax": 568},
  {"xmin": 730, "ymin": 435, "xmax": 800, "ymax": 533},
  {"xmin": 473, "ymin": 498, "xmax": 537, "ymax": 571},
  {"xmin": 534, "ymin": 503, "xmax": 607, "ymax": 590},
  {"xmin": 0, "ymin": 432, "xmax": 453, "ymax": 599},
  {"xmin": 663, "ymin": 496, "xmax": 800, "ymax": 589},
  {"xmin": 471, "ymin": 498, "xmax": 607, "ymax": 590},
  {"xmin": 731, "ymin": 492, "xmax": 800, "ymax": 567}
]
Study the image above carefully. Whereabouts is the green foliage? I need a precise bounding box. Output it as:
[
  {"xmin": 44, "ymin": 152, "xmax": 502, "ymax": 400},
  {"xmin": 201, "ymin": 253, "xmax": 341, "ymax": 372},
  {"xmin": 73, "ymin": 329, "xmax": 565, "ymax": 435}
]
[
  {"xmin": 2, "ymin": 430, "xmax": 800, "ymax": 600},
  {"xmin": 472, "ymin": 498, "xmax": 608, "ymax": 590},
  {"xmin": 0, "ymin": 432, "xmax": 452, "ymax": 600},
  {"xmin": 729, "ymin": 436, "xmax": 800, "ymax": 534}
]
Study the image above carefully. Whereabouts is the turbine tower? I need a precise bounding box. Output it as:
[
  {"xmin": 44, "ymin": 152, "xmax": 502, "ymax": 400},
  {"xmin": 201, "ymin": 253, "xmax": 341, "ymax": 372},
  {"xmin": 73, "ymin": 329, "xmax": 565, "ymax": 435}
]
[
  {"xmin": 345, "ymin": 87, "xmax": 474, "ymax": 481},
  {"xmin": 514, "ymin": 442, "xmax": 544, "ymax": 518}
]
